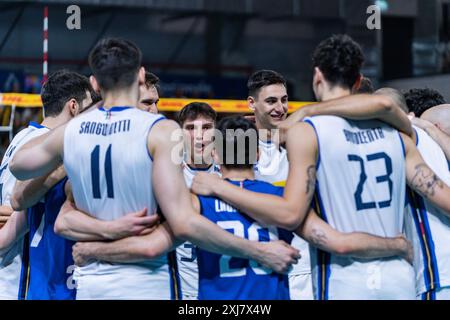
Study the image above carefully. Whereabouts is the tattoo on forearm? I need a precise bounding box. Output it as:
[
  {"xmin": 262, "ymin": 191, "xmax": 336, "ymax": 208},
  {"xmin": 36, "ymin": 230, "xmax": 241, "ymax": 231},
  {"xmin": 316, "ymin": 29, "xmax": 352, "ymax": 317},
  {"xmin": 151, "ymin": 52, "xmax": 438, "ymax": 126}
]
[
  {"xmin": 411, "ymin": 163, "xmax": 444, "ymax": 198},
  {"xmin": 310, "ymin": 228, "xmax": 328, "ymax": 248},
  {"xmin": 306, "ymin": 165, "xmax": 316, "ymax": 195}
]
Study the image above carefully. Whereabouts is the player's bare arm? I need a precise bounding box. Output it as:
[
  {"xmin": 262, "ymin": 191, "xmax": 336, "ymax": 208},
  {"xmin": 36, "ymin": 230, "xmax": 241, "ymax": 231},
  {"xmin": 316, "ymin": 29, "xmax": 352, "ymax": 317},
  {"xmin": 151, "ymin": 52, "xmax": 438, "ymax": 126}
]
[
  {"xmin": 71, "ymin": 192, "xmax": 221, "ymax": 266},
  {"xmin": 192, "ymin": 122, "xmax": 318, "ymax": 231},
  {"xmin": 280, "ymin": 94, "xmax": 413, "ymax": 137},
  {"xmin": 401, "ymin": 132, "xmax": 450, "ymax": 215},
  {"xmin": 297, "ymin": 209, "xmax": 413, "ymax": 264},
  {"xmin": 10, "ymin": 124, "xmax": 66, "ymax": 181},
  {"xmin": 10, "ymin": 165, "xmax": 66, "ymax": 211},
  {"xmin": 0, "ymin": 210, "xmax": 28, "ymax": 253},
  {"xmin": 54, "ymin": 181, "xmax": 159, "ymax": 242},
  {"xmin": 150, "ymin": 119, "xmax": 300, "ymax": 273}
]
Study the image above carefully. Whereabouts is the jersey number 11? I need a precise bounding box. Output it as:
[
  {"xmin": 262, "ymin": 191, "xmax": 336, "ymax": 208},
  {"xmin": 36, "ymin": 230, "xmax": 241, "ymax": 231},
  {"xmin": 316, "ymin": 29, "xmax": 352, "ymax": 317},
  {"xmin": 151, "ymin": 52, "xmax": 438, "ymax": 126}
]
[{"xmin": 91, "ymin": 144, "xmax": 114, "ymax": 199}]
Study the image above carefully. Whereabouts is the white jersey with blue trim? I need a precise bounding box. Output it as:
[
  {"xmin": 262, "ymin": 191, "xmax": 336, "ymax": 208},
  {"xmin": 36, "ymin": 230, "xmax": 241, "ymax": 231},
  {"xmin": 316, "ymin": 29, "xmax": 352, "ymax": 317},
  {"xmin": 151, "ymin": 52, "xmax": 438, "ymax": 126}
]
[
  {"xmin": 305, "ymin": 115, "xmax": 415, "ymax": 300},
  {"xmin": 254, "ymin": 140, "xmax": 311, "ymax": 276},
  {"xmin": 63, "ymin": 106, "xmax": 170, "ymax": 299},
  {"xmin": 0, "ymin": 122, "xmax": 49, "ymax": 299},
  {"xmin": 182, "ymin": 161, "xmax": 219, "ymax": 188},
  {"xmin": 404, "ymin": 126, "xmax": 450, "ymax": 297},
  {"xmin": 176, "ymin": 162, "xmax": 219, "ymax": 300}
]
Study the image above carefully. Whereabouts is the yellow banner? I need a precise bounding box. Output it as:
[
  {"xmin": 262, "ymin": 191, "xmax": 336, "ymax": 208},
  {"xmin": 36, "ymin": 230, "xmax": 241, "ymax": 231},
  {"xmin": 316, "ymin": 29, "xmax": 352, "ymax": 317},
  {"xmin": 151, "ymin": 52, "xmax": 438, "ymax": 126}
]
[
  {"xmin": 0, "ymin": 93, "xmax": 311, "ymax": 113},
  {"xmin": 0, "ymin": 93, "xmax": 43, "ymax": 107},
  {"xmin": 158, "ymin": 98, "xmax": 312, "ymax": 113}
]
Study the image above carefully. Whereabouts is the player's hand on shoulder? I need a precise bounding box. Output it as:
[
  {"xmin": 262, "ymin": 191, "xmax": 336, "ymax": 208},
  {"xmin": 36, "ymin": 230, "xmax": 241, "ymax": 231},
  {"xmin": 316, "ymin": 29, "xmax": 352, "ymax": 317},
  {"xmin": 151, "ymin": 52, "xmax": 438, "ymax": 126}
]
[
  {"xmin": 257, "ymin": 240, "xmax": 301, "ymax": 274},
  {"xmin": 191, "ymin": 172, "xmax": 222, "ymax": 196},
  {"xmin": 109, "ymin": 208, "xmax": 160, "ymax": 240}
]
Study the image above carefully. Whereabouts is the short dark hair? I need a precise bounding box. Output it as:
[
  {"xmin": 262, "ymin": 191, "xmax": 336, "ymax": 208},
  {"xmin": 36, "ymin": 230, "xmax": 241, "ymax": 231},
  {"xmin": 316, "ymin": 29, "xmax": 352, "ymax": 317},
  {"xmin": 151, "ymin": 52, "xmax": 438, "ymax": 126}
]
[
  {"xmin": 41, "ymin": 69, "xmax": 92, "ymax": 117},
  {"xmin": 88, "ymin": 38, "xmax": 142, "ymax": 91},
  {"xmin": 357, "ymin": 77, "xmax": 375, "ymax": 94},
  {"xmin": 216, "ymin": 116, "xmax": 258, "ymax": 169},
  {"xmin": 90, "ymin": 90, "xmax": 103, "ymax": 105},
  {"xmin": 403, "ymin": 88, "xmax": 446, "ymax": 117},
  {"xmin": 177, "ymin": 102, "xmax": 217, "ymax": 126},
  {"xmin": 145, "ymin": 71, "xmax": 160, "ymax": 94},
  {"xmin": 247, "ymin": 70, "xmax": 286, "ymax": 98},
  {"xmin": 312, "ymin": 34, "xmax": 364, "ymax": 89}
]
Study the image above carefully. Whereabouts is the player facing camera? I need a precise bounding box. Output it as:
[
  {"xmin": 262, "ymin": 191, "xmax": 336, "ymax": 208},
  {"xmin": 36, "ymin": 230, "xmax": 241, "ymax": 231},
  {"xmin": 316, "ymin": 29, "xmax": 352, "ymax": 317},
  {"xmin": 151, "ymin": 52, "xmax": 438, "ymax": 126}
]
[{"xmin": 178, "ymin": 102, "xmax": 217, "ymax": 168}]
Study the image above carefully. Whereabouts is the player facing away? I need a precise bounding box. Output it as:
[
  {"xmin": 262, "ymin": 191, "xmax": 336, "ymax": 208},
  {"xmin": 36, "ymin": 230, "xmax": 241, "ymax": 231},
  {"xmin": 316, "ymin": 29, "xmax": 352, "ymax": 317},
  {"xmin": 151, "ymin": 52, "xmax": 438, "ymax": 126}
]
[
  {"xmin": 411, "ymin": 104, "xmax": 450, "ymax": 164},
  {"xmin": 191, "ymin": 34, "xmax": 450, "ymax": 300},
  {"xmin": 404, "ymin": 88, "xmax": 446, "ymax": 118},
  {"xmin": 9, "ymin": 38, "xmax": 299, "ymax": 300},
  {"xmin": 94, "ymin": 71, "xmax": 160, "ymax": 115},
  {"xmin": 404, "ymin": 89, "xmax": 450, "ymax": 161},
  {"xmin": 0, "ymin": 70, "xmax": 93, "ymax": 299},
  {"xmin": 176, "ymin": 102, "xmax": 219, "ymax": 300},
  {"xmin": 385, "ymin": 90, "xmax": 450, "ymax": 300}
]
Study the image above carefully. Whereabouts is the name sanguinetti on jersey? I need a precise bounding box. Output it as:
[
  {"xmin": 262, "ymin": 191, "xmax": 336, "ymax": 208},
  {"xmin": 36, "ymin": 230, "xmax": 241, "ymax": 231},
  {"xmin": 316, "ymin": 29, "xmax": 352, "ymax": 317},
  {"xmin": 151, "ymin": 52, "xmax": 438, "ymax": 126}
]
[{"xmin": 79, "ymin": 120, "xmax": 131, "ymax": 136}]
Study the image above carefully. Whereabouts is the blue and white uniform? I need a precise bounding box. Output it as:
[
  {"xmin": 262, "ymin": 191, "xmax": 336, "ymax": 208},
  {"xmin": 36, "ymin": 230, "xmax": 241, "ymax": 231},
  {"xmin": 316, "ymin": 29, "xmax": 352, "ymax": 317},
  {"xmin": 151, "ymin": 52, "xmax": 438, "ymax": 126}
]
[
  {"xmin": 255, "ymin": 139, "xmax": 313, "ymax": 300},
  {"xmin": 63, "ymin": 106, "xmax": 171, "ymax": 300},
  {"xmin": 0, "ymin": 122, "xmax": 49, "ymax": 299},
  {"xmin": 26, "ymin": 177, "xmax": 76, "ymax": 300},
  {"xmin": 175, "ymin": 162, "xmax": 219, "ymax": 300},
  {"xmin": 305, "ymin": 116, "xmax": 415, "ymax": 300},
  {"xmin": 197, "ymin": 179, "xmax": 293, "ymax": 300},
  {"xmin": 404, "ymin": 126, "xmax": 450, "ymax": 300}
]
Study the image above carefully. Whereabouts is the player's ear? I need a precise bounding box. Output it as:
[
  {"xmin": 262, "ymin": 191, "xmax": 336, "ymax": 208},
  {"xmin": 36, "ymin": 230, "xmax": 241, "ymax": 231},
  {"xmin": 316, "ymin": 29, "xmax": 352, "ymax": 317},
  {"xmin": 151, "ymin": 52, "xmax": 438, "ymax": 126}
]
[
  {"xmin": 68, "ymin": 98, "xmax": 78, "ymax": 117},
  {"xmin": 248, "ymin": 96, "xmax": 256, "ymax": 112},
  {"xmin": 313, "ymin": 67, "xmax": 323, "ymax": 87},
  {"xmin": 313, "ymin": 67, "xmax": 324, "ymax": 100},
  {"xmin": 90, "ymin": 76, "xmax": 100, "ymax": 94},
  {"xmin": 138, "ymin": 67, "xmax": 146, "ymax": 86}
]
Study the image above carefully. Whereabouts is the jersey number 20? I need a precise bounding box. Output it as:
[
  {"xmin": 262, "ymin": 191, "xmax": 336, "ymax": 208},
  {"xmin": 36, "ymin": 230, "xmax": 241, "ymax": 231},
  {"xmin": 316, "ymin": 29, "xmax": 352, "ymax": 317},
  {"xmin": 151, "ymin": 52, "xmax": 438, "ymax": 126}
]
[{"xmin": 217, "ymin": 221, "xmax": 279, "ymax": 278}]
